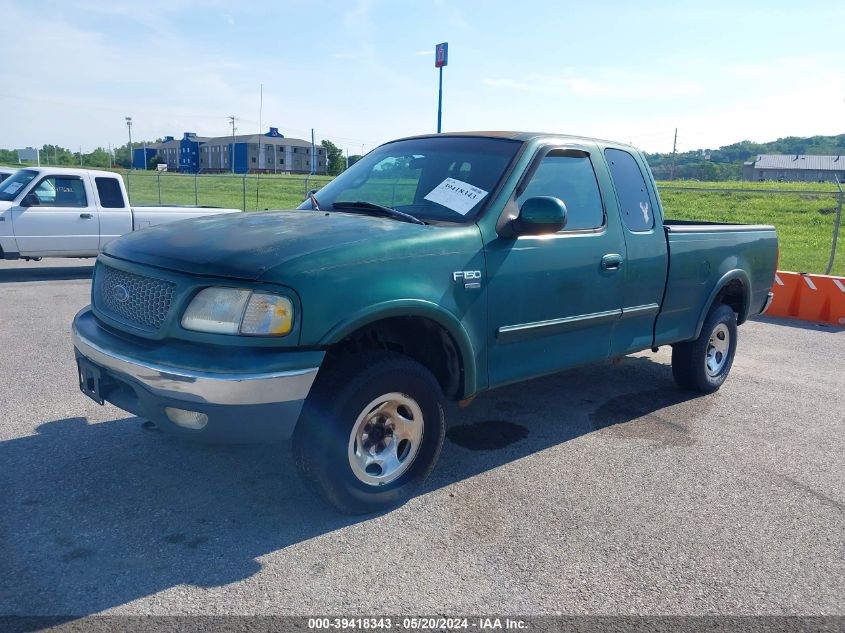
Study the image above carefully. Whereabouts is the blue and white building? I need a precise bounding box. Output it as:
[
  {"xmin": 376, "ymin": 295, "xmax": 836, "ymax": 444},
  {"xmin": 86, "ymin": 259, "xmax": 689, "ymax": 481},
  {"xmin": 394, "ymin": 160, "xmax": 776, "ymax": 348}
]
[{"xmin": 132, "ymin": 128, "xmax": 326, "ymax": 174}]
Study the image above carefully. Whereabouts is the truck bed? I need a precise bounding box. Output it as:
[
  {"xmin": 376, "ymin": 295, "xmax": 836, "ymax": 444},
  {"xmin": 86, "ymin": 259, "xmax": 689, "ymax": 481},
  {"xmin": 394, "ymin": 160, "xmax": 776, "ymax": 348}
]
[{"xmin": 655, "ymin": 221, "xmax": 778, "ymax": 347}]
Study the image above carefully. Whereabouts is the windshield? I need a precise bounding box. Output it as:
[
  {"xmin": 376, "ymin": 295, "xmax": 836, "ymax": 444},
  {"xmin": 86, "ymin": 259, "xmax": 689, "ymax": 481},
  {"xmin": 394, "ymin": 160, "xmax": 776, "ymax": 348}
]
[
  {"xmin": 298, "ymin": 136, "xmax": 522, "ymax": 223},
  {"xmin": 0, "ymin": 169, "xmax": 37, "ymax": 202}
]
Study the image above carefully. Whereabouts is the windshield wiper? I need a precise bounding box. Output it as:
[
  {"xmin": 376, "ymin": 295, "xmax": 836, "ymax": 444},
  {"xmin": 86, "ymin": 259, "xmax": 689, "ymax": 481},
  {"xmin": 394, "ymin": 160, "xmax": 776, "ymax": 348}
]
[{"xmin": 331, "ymin": 200, "xmax": 426, "ymax": 225}]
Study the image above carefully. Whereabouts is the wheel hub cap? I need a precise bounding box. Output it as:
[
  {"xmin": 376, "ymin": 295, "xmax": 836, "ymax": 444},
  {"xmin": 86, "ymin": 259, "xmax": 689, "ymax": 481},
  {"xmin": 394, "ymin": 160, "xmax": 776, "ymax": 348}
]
[
  {"xmin": 348, "ymin": 393, "xmax": 424, "ymax": 486},
  {"xmin": 705, "ymin": 323, "xmax": 730, "ymax": 377}
]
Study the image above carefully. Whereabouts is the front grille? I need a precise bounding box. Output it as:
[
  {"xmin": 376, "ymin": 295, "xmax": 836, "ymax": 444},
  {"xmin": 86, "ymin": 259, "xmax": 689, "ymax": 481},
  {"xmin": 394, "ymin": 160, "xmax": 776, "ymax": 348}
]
[{"xmin": 93, "ymin": 264, "xmax": 176, "ymax": 331}]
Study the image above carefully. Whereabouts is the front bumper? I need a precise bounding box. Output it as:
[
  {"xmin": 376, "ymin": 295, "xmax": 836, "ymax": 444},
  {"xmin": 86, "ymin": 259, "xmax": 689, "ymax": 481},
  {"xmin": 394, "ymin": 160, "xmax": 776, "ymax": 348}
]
[{"xmin": 72, "ymin": 307, "xmax": 323, "ymax": 443}]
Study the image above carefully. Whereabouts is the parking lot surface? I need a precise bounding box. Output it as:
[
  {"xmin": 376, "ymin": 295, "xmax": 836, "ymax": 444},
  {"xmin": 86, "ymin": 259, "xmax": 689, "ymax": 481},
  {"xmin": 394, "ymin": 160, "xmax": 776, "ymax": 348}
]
[{"xmin": 1, "ymin": 259, "xmax": 843, "ymax": 616}]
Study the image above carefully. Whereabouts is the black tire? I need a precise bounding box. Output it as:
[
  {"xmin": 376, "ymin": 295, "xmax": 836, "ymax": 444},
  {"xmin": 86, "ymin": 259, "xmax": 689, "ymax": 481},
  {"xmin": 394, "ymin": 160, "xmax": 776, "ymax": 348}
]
[
  {"xmin": 292, "ymin": 351, "xmax": 446, "ymax": 514},
  {"xmin": 672, "ymin": 303, "xmax": 738, "ymax": 393}
]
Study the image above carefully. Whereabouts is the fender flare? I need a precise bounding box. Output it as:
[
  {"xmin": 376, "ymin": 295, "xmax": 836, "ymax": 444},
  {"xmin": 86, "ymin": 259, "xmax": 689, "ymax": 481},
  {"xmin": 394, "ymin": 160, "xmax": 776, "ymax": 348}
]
[
  {"xmin": 693, "ymin": 269, "xmax": 752, "ymax": 339},
  {"xmin": 319, "ymin": 299, "xmax": 478, "ymax": 398}
]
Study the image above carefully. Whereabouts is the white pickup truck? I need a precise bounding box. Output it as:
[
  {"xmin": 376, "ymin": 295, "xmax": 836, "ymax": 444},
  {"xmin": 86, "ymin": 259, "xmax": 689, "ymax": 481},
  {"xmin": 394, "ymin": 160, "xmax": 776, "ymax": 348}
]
[{"xmin": 0, "ymin": 167, "xmax": 240, "ymax": 260}]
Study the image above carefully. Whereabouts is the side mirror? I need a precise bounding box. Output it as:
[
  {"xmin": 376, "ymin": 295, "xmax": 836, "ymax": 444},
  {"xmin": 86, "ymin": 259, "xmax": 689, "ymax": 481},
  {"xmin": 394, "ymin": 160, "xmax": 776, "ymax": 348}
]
[
  {"xmin": 21, "ymin": 193, "xmax": 40, "ymax": 207},
  {"xmin": 511, "ymin": 196, "xmax": 567, "ymax": 236}
]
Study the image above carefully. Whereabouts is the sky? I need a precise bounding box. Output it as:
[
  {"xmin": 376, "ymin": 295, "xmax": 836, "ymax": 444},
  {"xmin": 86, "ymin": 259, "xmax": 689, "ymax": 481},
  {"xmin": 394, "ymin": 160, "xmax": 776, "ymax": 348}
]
[{"xmin": 1, "ymin": 0, "xmax": 843, "ymax": 155}]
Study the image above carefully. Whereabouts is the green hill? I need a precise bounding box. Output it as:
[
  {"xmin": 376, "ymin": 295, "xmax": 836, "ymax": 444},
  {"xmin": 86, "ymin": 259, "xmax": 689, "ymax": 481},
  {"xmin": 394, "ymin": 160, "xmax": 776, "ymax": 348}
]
[{"xmin": 646, "ymin": 134, "xmax": 845, "ymax": 181}]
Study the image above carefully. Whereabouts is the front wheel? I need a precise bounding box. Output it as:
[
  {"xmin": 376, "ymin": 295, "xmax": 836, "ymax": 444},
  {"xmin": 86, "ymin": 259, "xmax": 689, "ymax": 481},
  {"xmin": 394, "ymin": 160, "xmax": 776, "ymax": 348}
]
[
  {"xmin": 292, "ymin": 352, "xmax": 446, "ymax": 514},
  {"xmin": 672, "ymin": 303, "xmax": 738, "ymax": 393}
]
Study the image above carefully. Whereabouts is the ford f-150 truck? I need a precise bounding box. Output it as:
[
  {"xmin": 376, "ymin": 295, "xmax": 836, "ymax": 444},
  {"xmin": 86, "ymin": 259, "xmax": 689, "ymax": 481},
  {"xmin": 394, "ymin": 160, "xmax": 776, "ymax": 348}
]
[
  {"xmin": 0, "ymin": 167, "xmax": 239, "ymax": 260},
  {"xmin": 72, "ymin": 132, "xmax": 778, "ymax": 514}
]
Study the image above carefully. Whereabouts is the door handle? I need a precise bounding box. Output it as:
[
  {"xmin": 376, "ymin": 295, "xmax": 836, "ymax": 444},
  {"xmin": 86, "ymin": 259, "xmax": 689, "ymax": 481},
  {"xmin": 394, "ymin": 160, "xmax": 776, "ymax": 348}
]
[
  {"xmin": 601, "ymin": 253, "xmax": 623, "ymax": 271},
  {"xmin": 80, "ymin": 213, "xmax": 94, "ymax": 219}
]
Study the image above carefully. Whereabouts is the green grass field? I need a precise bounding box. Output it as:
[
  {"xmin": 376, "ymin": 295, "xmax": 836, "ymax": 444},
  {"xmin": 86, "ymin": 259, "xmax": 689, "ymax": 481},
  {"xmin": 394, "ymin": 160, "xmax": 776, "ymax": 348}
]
[
  {"xmin": 121, "ymin": 174, "xmax": 845, "ymax": 276},
  {"xmin": 3, "ymin": 165, "xmax": 842, "ymax": 275},
  {"xmin": 656, "ymin": 181, "xmax": 843, "ymax": 275}
]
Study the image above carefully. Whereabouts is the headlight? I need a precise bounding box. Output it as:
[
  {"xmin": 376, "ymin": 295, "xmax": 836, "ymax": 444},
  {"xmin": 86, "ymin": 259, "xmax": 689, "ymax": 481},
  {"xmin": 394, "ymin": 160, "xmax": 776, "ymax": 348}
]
[
  {"xmin": 241, "ymin": 293, "xmax": 294, "ymax": 335},
  {"xmin": 181, "ymin": 288, "xmax": 293, "ymax": 336}
]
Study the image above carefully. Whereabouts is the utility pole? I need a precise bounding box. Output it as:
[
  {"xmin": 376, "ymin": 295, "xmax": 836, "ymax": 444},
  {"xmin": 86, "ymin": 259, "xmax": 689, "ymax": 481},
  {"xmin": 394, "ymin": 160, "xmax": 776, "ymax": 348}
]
[
  {"xmin": 228, "ymin": 115, "xmax": 237, "ymax": 174},
  {"xmin": 79, "ymin": 145, "xmax": 83, "ymax": 167},
  {"xmin": 257, "ymin": 84, "xmax": 263, "ymax": 207},
  {"xmin": 125, "ymin": 116, "xmax": 133, "ymax": 169},
  {"xmin": 670, "ymin": 127, "xmax": 678, "ymax": 180},
  {"xmin": 311, "ymin": 128, "xmax": 316, "ymax": 175},
  {"xmin": 258, "ymin": 84, "xmax": 263, "ymax": 173},
  {"xmin": 346, "ymin": 147, "xmax": 349, "ymax": 170}
]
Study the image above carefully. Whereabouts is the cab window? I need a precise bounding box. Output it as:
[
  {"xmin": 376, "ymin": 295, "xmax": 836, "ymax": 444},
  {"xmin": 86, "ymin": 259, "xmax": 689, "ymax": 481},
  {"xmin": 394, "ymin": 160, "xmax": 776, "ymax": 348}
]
[
  {"xmin": 95, "ymin": 177, "xmax": 126, "ymax": 208},
  {"xmin": 516, "ymin": 152, "xmax": 605, "ymax": 231},
  {"xmin": 604, "ymin": 148, "xmax": 655, "ymax": 232},
  {"xmin": 32, "ymin": 176, "xmax": 88, "ymax": 207}
]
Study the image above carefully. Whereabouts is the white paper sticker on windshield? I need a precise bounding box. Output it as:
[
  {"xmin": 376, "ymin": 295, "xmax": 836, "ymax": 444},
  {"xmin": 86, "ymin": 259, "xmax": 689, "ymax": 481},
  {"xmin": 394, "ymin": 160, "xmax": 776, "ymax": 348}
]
[
  {"xmin": 424, "ymin": 178, "xmax": 488, "ymax": 215},
  {"xmin": 3, "ymin": 182, "xmax": 23, "ymax": 195}
]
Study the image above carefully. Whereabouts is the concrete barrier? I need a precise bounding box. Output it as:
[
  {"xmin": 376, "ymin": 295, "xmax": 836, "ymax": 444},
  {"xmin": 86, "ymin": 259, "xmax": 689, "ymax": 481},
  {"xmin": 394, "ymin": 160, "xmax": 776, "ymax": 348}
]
[{"xmin": 767, "ymin": 271, "xmax": 845, "ymax": 326}]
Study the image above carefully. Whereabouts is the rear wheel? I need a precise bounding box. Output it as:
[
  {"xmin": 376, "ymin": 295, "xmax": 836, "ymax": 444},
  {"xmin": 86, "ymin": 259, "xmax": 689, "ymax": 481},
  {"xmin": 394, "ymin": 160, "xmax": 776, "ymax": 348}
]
[
  {"xmin": 672, "ymin": 303, "xmax": 738, "ymax": 393},
  {"xmin": 292, "ymin": 352, "xmax": 445, "ymax": 514}
]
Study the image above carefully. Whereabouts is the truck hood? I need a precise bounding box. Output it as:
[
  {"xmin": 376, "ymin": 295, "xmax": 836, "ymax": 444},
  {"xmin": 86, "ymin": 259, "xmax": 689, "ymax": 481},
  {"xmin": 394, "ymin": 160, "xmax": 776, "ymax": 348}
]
[{"xmin": 103, "ymin": 210, "xmax": 464, "ymax": 281}]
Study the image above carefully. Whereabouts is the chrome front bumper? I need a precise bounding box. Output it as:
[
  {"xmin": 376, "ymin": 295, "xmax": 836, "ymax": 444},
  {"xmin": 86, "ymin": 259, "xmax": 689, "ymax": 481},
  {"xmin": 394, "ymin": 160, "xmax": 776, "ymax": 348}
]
[
  {"xmin": 72, "ymin": 307, "xmax": 322, "ymax": 442},
  {"xmin": 72, "ymin": 325, "xmax": 317, "ymax": 406}
]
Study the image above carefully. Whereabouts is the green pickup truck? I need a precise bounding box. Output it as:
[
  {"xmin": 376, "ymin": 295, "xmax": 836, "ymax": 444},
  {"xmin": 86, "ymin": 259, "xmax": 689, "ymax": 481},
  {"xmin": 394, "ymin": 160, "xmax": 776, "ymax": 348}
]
[{"xmin": 73, "ymin": 132, "xmax": 778, "ymax": 513}]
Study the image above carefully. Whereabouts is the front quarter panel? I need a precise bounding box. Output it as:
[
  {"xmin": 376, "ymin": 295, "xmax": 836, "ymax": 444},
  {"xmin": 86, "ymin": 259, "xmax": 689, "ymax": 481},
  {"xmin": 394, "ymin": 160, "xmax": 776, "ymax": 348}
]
[{"xmin": 274, "ymin": 225, "xmax": 487, "ymax": 396}]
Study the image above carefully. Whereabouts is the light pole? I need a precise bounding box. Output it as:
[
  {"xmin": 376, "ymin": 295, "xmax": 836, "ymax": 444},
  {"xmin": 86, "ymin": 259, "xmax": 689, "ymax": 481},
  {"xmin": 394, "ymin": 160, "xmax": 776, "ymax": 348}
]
[{"xmin": 125, "ymin": 116, "xmax": 133, "ymax": 169}]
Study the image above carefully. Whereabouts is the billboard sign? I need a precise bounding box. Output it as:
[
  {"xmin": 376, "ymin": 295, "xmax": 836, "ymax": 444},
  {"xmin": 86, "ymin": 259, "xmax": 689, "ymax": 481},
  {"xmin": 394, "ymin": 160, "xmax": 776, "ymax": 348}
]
[
  {"xmin": 16, "ymin": 147, "xmax": 38, "ymax": 163},
  {"xmin": 435, "ymin": 42, "xmax": 448, "ymax": 68}
]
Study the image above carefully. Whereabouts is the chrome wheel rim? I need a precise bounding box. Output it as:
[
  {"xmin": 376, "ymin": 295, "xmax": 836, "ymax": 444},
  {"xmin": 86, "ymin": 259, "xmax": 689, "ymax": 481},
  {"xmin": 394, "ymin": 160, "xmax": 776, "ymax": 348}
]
[
  {"xmin": 348, "ymin": 392, "xmax": 424, "ymax": 486},
  {"xmin": 705, "ymin": 323, "xmax": 730, "ymax": 377}
]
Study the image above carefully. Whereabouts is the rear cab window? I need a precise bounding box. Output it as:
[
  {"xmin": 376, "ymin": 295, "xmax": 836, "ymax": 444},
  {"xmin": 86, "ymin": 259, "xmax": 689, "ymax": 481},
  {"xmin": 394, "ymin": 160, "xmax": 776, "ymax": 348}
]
[
  {"xmin": 604, "ymin": 148, "xmax": 655, "ymax": 232},
  {"xmin": 517, "ymin": 150, "xmax": 605, "ymax": 231},
  {"xmin": 95, "ymin": 177, "xmax": 126, "ymax": 208}
]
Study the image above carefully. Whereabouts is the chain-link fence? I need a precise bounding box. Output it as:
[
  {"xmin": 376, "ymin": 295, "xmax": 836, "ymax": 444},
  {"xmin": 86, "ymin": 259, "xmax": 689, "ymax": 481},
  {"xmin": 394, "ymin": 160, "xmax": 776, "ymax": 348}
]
[
  {"xmin": 121, "ymin": 171, "xmax": 844, "ymax": 277},
  {"xmin": 124, "ymin": 172, "xmax": 334, "ymax": 213}
]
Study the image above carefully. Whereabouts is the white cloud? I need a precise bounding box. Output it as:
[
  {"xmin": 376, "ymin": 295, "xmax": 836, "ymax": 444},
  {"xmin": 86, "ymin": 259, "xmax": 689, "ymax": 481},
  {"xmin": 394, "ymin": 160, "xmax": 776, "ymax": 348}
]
[{"xmin": 483, "ymin": 70, "xmax": 704, "ymax": 100}]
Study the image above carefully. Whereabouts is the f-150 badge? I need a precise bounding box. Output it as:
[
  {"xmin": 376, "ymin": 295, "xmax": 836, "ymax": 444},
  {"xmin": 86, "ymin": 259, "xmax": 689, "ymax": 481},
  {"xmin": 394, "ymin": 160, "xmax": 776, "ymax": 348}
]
[{"xmin": 453, "ymin": 270, "xmax": 482, "ymax": 289}]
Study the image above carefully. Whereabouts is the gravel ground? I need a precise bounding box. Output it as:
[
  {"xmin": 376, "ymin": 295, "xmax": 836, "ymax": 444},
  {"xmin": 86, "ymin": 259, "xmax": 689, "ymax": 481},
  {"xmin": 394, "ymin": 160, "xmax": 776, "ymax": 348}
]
[{"xmin": 0, "ymin": 258, "xmax": 842, "ymax": 617}]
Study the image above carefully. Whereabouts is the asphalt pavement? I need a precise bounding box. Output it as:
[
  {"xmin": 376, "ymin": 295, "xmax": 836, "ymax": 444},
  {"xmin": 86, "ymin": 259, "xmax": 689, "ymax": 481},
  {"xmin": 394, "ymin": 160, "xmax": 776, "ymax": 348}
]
[{"xmin": 0, "ymin": 258, "xmax": 842, "ymax": 616}]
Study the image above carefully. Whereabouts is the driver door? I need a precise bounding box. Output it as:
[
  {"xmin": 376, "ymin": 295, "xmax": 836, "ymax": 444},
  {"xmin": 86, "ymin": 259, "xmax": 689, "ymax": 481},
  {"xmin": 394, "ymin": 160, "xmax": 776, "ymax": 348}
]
[
  {"xmin": 485, "ymin": 147, "xmax": 627, "ymax": 387},
  {"xmin": 11, "ymin": 174, "xmax": 99, "ymax": 254}
]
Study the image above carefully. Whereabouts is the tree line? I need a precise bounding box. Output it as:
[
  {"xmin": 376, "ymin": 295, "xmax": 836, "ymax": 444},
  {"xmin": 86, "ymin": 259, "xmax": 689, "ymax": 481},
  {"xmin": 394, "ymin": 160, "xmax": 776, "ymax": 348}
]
[{"xmin": 646, "ymin": 134, "xmax": 845, "ymax": 181}]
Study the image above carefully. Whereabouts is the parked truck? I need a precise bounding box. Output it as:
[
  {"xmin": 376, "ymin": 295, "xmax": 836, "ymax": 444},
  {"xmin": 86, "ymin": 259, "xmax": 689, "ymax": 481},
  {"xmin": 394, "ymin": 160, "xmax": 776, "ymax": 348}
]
[
  {"xmin": 72, "ymin": 132, "xmax": 778, "ymax": 513},
  {"xmin": 0, "ymin": 167, "xmax": 239, "ymax": 260}
]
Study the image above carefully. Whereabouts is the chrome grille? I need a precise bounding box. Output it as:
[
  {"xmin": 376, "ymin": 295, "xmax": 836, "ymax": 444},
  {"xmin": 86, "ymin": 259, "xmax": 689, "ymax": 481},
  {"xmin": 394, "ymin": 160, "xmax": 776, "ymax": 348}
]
[{"xmin": 93, "ymin": 264, "xmax": 175, "ymax": 331}]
